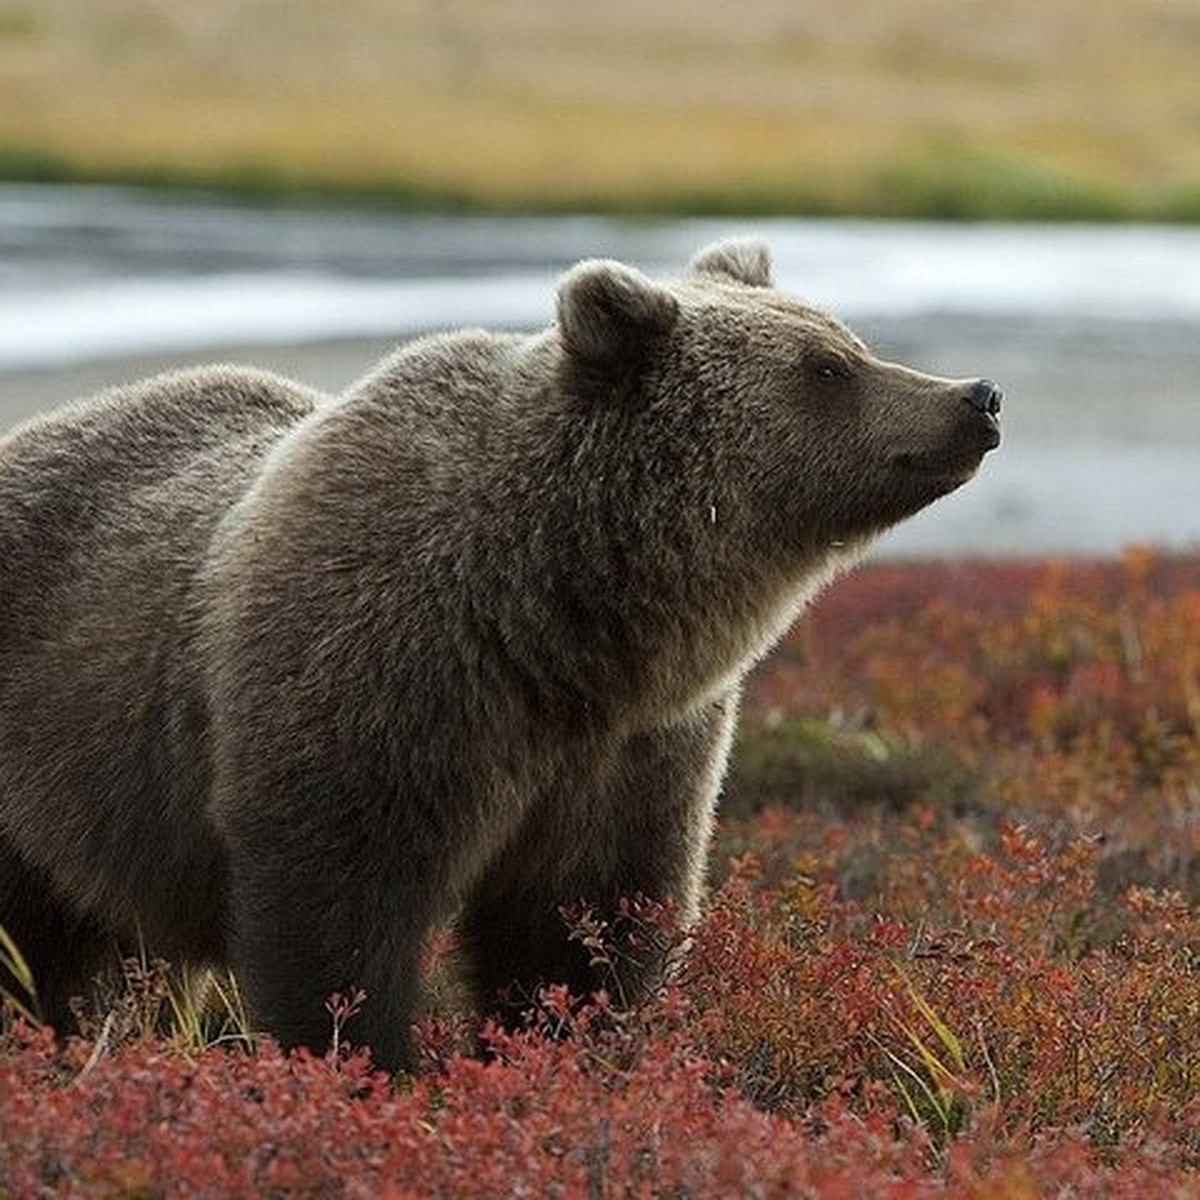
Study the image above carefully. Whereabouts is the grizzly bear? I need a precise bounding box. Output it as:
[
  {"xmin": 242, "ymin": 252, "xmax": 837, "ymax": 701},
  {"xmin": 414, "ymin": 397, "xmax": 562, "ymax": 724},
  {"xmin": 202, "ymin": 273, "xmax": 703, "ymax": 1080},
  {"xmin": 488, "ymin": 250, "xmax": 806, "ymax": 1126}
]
[{"xmin": 0, "ymin": 239, "xmax": 1001, "ymax": 1070}]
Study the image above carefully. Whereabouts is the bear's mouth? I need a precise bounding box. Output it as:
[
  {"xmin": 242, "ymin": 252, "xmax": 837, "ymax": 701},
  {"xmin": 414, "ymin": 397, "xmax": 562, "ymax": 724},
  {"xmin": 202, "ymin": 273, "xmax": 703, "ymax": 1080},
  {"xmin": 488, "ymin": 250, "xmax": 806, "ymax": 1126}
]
[
  {"xmin": 894, "ymin": 415, "xmax": 1001, "ymax": 486},
  {"xmin": 894, "ymin": 448, "xmax": 987, "ymax": 482}
]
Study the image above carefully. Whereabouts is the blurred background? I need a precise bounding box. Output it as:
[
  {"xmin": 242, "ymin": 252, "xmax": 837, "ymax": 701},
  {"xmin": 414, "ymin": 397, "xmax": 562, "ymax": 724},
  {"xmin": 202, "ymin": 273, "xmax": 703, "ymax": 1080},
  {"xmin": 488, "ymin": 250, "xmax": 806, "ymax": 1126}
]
[{"xmin": 1, "ymin": 0, "xmax": 1198, "ymax": 554}]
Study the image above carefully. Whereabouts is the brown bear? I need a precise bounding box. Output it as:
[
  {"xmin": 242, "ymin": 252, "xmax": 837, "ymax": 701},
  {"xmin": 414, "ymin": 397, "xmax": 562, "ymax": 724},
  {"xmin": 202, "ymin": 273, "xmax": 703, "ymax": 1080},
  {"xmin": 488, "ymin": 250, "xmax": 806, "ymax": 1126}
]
[{"xmin": 0, "ymin": 239, "xmax": 1001, "ymax": 1070}]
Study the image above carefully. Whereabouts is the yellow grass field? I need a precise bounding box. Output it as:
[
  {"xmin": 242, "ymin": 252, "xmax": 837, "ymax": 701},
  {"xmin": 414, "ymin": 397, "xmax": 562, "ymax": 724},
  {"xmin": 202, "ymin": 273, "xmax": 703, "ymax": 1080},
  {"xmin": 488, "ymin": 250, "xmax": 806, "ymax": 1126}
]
[{"xmin": 2, "ymin": 0, "xmax": 1199, "ymax": 216}]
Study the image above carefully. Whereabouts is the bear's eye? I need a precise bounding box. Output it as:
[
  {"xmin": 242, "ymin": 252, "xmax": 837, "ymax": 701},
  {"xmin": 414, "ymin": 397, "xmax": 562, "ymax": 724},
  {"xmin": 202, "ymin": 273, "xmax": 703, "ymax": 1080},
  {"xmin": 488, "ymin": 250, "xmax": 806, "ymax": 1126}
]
[{"xmin": 812, "ymin": 356, "xmax": 852, "ymax": 383}]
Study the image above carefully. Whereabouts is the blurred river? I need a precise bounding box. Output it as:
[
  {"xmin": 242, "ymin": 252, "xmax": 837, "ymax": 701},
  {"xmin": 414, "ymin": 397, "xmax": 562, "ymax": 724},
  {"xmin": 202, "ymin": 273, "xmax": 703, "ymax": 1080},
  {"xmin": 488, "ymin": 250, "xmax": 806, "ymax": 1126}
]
[{"xmin": 1, "ymin": 183, "xmax": 1198, "ymax": 557}]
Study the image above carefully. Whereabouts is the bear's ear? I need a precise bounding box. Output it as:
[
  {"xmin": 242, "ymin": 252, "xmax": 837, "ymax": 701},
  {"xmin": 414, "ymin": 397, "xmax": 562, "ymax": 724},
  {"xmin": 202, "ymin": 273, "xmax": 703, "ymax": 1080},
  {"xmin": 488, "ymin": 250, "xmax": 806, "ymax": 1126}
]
[
  {"xmin": 688, "ymin": 238, "xmax": 773, "ymax": 287},
  {"xmin": 557, "ymin": 260, "xmax": 679, "ymax": 364}
]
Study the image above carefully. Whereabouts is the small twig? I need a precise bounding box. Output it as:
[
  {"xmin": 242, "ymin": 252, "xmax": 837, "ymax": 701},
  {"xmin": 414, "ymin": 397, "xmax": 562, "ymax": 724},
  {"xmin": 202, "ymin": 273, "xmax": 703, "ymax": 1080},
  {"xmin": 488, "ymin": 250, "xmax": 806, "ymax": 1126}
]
[{"xmin": 71, "ymin": 1010, "xmax": 117, "ymax": 1087}]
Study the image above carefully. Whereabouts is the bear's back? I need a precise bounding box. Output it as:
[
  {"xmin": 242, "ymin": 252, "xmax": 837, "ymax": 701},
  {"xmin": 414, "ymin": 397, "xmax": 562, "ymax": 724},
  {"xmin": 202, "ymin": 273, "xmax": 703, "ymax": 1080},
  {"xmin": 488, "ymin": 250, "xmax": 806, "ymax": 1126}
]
[{"xmin": 0, "ymin": 365, "xmax": 319, "ymax": 617}]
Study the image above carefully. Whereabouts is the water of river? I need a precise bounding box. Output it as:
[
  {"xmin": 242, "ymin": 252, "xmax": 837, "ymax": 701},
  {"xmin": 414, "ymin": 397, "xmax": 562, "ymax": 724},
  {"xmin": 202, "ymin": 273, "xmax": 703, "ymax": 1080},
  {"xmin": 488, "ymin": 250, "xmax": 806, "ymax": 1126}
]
[{"xmin": 1, "ymin": 184, "xmax": 1198, "ymax": 557}]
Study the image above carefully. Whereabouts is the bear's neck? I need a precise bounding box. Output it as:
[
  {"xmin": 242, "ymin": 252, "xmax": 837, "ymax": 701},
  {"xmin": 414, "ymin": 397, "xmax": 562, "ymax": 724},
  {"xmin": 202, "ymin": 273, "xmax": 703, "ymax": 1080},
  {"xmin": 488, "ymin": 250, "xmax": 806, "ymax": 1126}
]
[{"xmin": 465, "ymin": 390, "xmax": 858, "ymax": 732}]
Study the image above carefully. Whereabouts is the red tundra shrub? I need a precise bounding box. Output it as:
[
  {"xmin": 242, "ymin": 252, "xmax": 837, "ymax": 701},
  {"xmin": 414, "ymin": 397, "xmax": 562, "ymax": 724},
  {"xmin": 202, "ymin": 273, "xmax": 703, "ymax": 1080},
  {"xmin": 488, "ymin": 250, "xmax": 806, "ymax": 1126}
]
[
  {"xmin": 751, "ymin": 550, "xmax": 1200, "ymax": 755},
  {"xmin": 0, "ymin": 1011, "xmax": 942, "ymax": 1197}
]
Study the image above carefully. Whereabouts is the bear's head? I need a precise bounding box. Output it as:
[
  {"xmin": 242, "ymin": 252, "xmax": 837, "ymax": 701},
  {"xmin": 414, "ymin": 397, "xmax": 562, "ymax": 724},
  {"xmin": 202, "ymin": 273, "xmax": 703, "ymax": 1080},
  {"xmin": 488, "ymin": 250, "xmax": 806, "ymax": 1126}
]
[{"xmin": 555, "ymin": 238, "xmax": 1001, "ymax": 561}]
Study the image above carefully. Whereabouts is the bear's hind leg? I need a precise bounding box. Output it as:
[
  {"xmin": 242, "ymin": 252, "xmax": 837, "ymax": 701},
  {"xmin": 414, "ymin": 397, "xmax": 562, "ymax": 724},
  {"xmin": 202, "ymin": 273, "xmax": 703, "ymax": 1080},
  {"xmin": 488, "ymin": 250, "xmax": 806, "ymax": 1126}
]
[{"xmin": 0, "ymin": 837, "xmax": 115, "ymax": 1033}]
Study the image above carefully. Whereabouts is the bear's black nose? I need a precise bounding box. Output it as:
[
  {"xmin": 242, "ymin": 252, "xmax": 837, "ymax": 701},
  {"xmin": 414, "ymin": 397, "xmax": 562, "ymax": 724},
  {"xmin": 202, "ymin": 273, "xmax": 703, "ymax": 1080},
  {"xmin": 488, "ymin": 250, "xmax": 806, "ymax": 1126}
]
[{"xmin": 965, "ymin": 379, "xmax": 1003, "ymax": 417}]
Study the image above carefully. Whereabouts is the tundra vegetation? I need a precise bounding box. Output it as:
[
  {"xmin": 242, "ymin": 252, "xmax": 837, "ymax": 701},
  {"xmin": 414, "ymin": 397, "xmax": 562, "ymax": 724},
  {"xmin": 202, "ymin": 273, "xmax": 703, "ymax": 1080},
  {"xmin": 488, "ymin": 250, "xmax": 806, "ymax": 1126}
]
[
  {"xmin": 2, "ymin": 0, "xmax": 1198, "ymax": 219},
  {"xmin": 5, "ymin": 549, "xmax": 1200, "ymax": 1196}
]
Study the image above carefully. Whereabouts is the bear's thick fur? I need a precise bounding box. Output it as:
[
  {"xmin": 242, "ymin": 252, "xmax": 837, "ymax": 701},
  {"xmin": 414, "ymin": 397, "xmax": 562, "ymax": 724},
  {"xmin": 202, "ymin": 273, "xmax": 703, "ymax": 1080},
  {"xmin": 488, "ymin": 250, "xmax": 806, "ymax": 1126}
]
[{"xmin": 0, "ymin": 240, "xmax": 1000, "ymax": 1069}]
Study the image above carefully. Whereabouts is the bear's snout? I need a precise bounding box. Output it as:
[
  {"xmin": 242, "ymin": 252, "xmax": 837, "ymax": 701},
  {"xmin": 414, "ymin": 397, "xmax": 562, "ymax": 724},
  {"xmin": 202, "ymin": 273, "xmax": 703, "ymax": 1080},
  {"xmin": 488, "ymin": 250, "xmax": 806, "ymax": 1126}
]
[
  {"xmin": 890, "ymin": 375, "xmax": 1002, "ymax": 489},
  {"xmin": 964, "ymin": 378, "xmax": 1003, "ymax": 419},
  {"xmin": 955, "ymin": 378, "xmax": 1002, "ymax": 455}
]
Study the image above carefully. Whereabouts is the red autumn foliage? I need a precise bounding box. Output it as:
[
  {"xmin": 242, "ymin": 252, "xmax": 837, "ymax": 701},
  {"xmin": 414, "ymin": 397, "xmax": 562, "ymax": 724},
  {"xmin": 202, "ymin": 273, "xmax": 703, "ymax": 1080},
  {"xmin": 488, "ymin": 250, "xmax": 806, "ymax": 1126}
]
[{"xmin": 5, "ymin": 549, "xmax": 1200, "ymax": 1197}]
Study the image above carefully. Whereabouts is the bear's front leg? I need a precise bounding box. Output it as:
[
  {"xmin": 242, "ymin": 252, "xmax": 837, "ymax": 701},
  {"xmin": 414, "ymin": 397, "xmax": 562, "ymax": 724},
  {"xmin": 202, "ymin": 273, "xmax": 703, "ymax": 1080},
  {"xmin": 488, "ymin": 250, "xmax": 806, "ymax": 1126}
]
[
  {"xmin": 459, "ymin": 691, "xmax": 738, "ymax": 1027},
  {"xmin": 217, "ymin": 731, "xmax": 520, "ymax": 1075},
  {"xmin": 225, "ymin": 830, "xmax": 428, "ymax": 1074}
]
